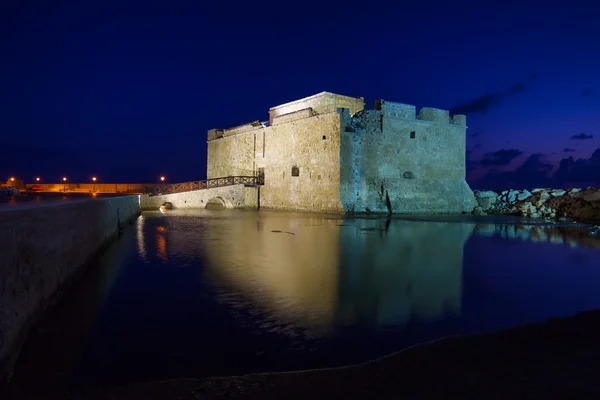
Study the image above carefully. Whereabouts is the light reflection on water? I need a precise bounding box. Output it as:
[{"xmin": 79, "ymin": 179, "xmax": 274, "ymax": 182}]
[{"xmin": 11, "ymin": 210, "xmax": 600, "ymax": 387}]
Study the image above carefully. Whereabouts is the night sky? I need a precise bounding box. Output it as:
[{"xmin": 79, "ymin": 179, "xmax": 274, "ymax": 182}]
[{"xmin": 1, "ymin": 0, "xmax": 599, "ymax": 189}]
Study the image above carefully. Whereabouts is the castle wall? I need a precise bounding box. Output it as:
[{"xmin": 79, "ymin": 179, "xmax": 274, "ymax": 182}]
[
  {"xmin": 207, "ymin": 127, "xmax": 259, "ymax": 178},
  {"xmin": 207, "ymin": 110, "xmax": 344, "ymax": 212},
  {"xmin": 340, "ymin": 101, "xmax": 477, "ymax": 213},
  {"xmin": 258, "ymin": 111, "xmax": 344, "ymax": 212}
]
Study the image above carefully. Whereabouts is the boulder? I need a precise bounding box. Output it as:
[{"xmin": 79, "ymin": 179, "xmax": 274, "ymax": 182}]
[
  {"xmin": 472, "ymin": 206, "xmax": 487, "ymax": 216},
  {"xmin": 507, "ymin": 190, "xmax": 520, "ymax": 202},
  {"xmin": 517, "ymin": 190, "xmax": 533, "ymax": 201},
  {"xmin": 477, "ymin": 196, "xmax": 497, "ymax": 210},
  {"xmin": 476, "ymin": 190, "xmax": 499, "ymax": 199}
]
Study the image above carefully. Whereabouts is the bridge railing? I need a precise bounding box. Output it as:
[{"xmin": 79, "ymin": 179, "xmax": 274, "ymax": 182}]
[{"xmin": 143, "ymin": 175, "xmax": 264, "ymax": 196}]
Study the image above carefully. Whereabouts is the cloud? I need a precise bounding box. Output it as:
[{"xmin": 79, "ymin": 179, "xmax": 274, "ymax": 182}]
[
  {"xmin": 469, "ymin": 147, "xmax": 600, "ymax": 190},
  {"xmin": 480, "ymin": 149, "xmax": 524, "ymax": 166},
  {"xmin": 450, "ymin": 73, "xmax": 536, "ymax": 115},
  {"xmin": 564, "ymin": 148, "xmax": 576, "ymax": 152},
  {"xmin": 571, "ymin": 133, "xmax": 594, "ymax": 140},
  {"xmin": 582, "ymin": 89, "xmax": 592, "ymax": 97},
  {"xmin": 508, "ymin": 82, "xmax": 527, "ymax": 94},
  {"xmin": 553, "ymin": 148, "xmax": 600, "ymax": 187},
  {"xmin": 471, "ymin": 153, "xmax": 554, "ymax": 190}
]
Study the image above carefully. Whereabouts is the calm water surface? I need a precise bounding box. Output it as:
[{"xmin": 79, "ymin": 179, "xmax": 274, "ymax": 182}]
[{"xmin": 12, "ymin": 210, "xmax": 600, "ymax": 387}]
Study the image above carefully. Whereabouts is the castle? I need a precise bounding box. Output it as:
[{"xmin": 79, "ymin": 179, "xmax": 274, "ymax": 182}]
[{"xmin": 207, "ymin": 92, "xmax": 477, "ymax": 214}]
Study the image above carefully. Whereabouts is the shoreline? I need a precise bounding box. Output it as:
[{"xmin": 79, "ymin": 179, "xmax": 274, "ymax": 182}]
[{"xmin": 4, "ymin": 307, "xmax": 600, "ymax": 398}]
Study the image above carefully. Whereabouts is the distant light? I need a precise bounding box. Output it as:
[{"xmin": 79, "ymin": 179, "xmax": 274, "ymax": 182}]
[
  {"xmin": 63, "ymin": 177, "xmax": 67, "ymax": 182},
  {"xmin": 92, "ymin": 177, "xmax": 97, "ymax": 182},
  {"xmin": 36, "ymin": 177, "xmax": 40, "ymax": 182},
  {"xmin": 160, "ymin": 176, "xmax": 165, "ymax": 182},
  {"xmin": 10, "ymin": 177, "xmax": 14, "ymax": 182}
]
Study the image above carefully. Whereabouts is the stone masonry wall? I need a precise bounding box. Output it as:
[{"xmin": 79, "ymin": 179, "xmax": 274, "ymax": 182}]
[
  {"xmin": 259, "ymin": 111, "xmax": 345, "ymax": 212},
  {"xmin": 0, "ymin": 196, "xmax": 140, "ymax": 382},
  {"xmin": 207, "ymin": 129, "xmax": 256, "ymax": 178},
  {"xmin": 207, "ymin": 111, "xmax": 345, "ymax": 213},
  {"xmin": 340, "ymin": 102, "xmax": 477, "ymax": 214},
  {"xmin": 139, "ymin": 184, "xmax": 257, "ymax": 210}
]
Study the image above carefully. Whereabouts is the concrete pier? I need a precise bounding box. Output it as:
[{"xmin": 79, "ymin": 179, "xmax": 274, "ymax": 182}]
[{"xmin": 0, "ymin": 196, "xmax": 140, "ymax": 383}]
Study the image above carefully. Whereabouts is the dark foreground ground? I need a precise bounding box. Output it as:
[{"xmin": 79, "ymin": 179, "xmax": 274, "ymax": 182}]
[{"xmin": 4, "ymin": 308, "xmax": 600, "ymax": 399}]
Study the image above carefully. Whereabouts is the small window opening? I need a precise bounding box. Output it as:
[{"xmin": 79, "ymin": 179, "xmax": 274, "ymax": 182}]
[
  {"xmin": 291, "ymin": 166, "xmax": 299, "ymax": 177},
  {"xmin": 410, "ymin": 131, "xmax": 416, "ymax": 139},
  {"xmin": 322, "ymin": 135, "xmax": 326, "ymax": 140}
]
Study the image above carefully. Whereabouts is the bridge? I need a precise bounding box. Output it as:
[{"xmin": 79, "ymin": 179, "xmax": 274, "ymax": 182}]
[{"xmin": 139, "ymin": 175, "xmax": 264, "ymax": 210}]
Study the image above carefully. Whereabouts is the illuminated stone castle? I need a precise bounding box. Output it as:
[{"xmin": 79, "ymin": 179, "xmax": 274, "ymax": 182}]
[{"xmin": 207, "ymin": 92, "xmax": 477, "ymax": 213}]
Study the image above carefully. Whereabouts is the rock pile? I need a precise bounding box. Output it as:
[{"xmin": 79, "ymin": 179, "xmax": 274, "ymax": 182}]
[{"xmin": 473, "ymin": 187, "xmax": 600, "ymax": 224}]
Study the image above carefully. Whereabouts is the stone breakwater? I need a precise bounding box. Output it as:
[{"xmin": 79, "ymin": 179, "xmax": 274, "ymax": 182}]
[{"xmin": 473, "ymin": 187, "xmax": 600, "ymax": 225}]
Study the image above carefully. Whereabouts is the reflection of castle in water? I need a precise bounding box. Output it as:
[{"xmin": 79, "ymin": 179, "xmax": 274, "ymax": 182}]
[
  {"xmin": 336, "ymin": 219, "xmax": 473, "ymax": 327},
  {"xmin": 199, "ymin": 212, "xmax": 474, "ymax": 332}
]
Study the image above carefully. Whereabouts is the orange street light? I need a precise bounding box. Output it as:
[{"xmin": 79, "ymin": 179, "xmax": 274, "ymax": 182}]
[
  {"xmin": 63, "ymin": 177, "xmax": 67, "ymax": 181},
  {"xmin": 92, "ymin": 176, "xmax": 97, "ymax": 192},
  {"xmin": 10, "ymin": 177, "xmax": 14, "ymax": 182},
  {"xmin": 36, "ymin": 177, "xmax": 40, "ymax": 182},
  {"xmin": 62, "ymin": 177, "xmax": 67, "ymax": 192},
  {"xmin": 92, "ymin": 176, "xmax": 97, "ymax": 182},
  {"xmin": 160, "ymin": 176, "xmax": 165, "ymax": 182}
]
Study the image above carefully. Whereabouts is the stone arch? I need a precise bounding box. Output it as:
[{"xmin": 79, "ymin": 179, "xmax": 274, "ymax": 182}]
[{"xmin": 205, "ymin": 196, "xmax": 232, "ymax": 210}]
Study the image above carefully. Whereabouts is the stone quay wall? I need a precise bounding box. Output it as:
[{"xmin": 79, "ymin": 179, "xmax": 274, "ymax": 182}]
[
  {"xmin": 0, "ymin": 196, "xmax": 141, "ymax": 383},
  {"xmin": 473, "ymin": 187, "xmax": 600, "ymax": 225}
]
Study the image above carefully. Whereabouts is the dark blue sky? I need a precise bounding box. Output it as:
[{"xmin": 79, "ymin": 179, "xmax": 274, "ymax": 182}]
[{"xmin": 1, "ymin": 0, "xmax": 599, "ymax": 188}]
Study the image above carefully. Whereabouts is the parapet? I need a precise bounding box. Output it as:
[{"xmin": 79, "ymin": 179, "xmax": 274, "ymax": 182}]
[
  {"xmin": 375, "ymin": 100, "xmax": 416, "ymax": 119},
  {"xmin": 450, "ymin": 114, "xmax": 466, "ymax": 126},
  {"xmin": 271, "ymin": 107, "xmax": 317, "ymax": 126},
  {"xmin": 417, "ymin": 107, "xmax": 450, "ymax": 123},
  {"xmin": 207, "ymin": 120, "xmax": 264, "ymax": 141},
  {"xmin": 223, "ymin": 120, "xmax": 263, "ymax": 137},
  {"xmin": 269, "ymin": 91, "xmax": 364, "ymax": 123},
  {"xmin": 375, "ymin": 100, "xmax": 466, "ymax": 126},
  {"xmin": 207, "ymin": 129, "xmax": 224, "ymax": 141}
]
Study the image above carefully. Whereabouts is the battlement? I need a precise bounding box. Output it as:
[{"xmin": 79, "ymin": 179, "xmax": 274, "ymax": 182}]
[
  {"xmin": 375, "ymin": 99, "xmax": 466, "ymax": 126},
  {"xmin": 207, "ymin": 93, "xmax": 467, "ymax": 142}
]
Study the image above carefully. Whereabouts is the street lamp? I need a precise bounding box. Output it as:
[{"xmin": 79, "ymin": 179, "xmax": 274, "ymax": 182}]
[
  {"xmin": 160, "ymin": 176, "xmax": 165, "ymax": 182},
  {"xmin": 36, "ymin": 177, "xmax": 40, "ymax": 182},
  {"xmin": 63, "ymin": 177, "xmax": 67, "ymax": 192},
  {"xmin": 92, "ymin": 176, "xmax": 97, "ymax": 192}
]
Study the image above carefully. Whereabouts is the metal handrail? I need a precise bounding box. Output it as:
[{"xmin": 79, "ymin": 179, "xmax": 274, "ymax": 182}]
[{"xmin": 144, "ymin": 175, "xmax": 264, "ymax": 196}]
